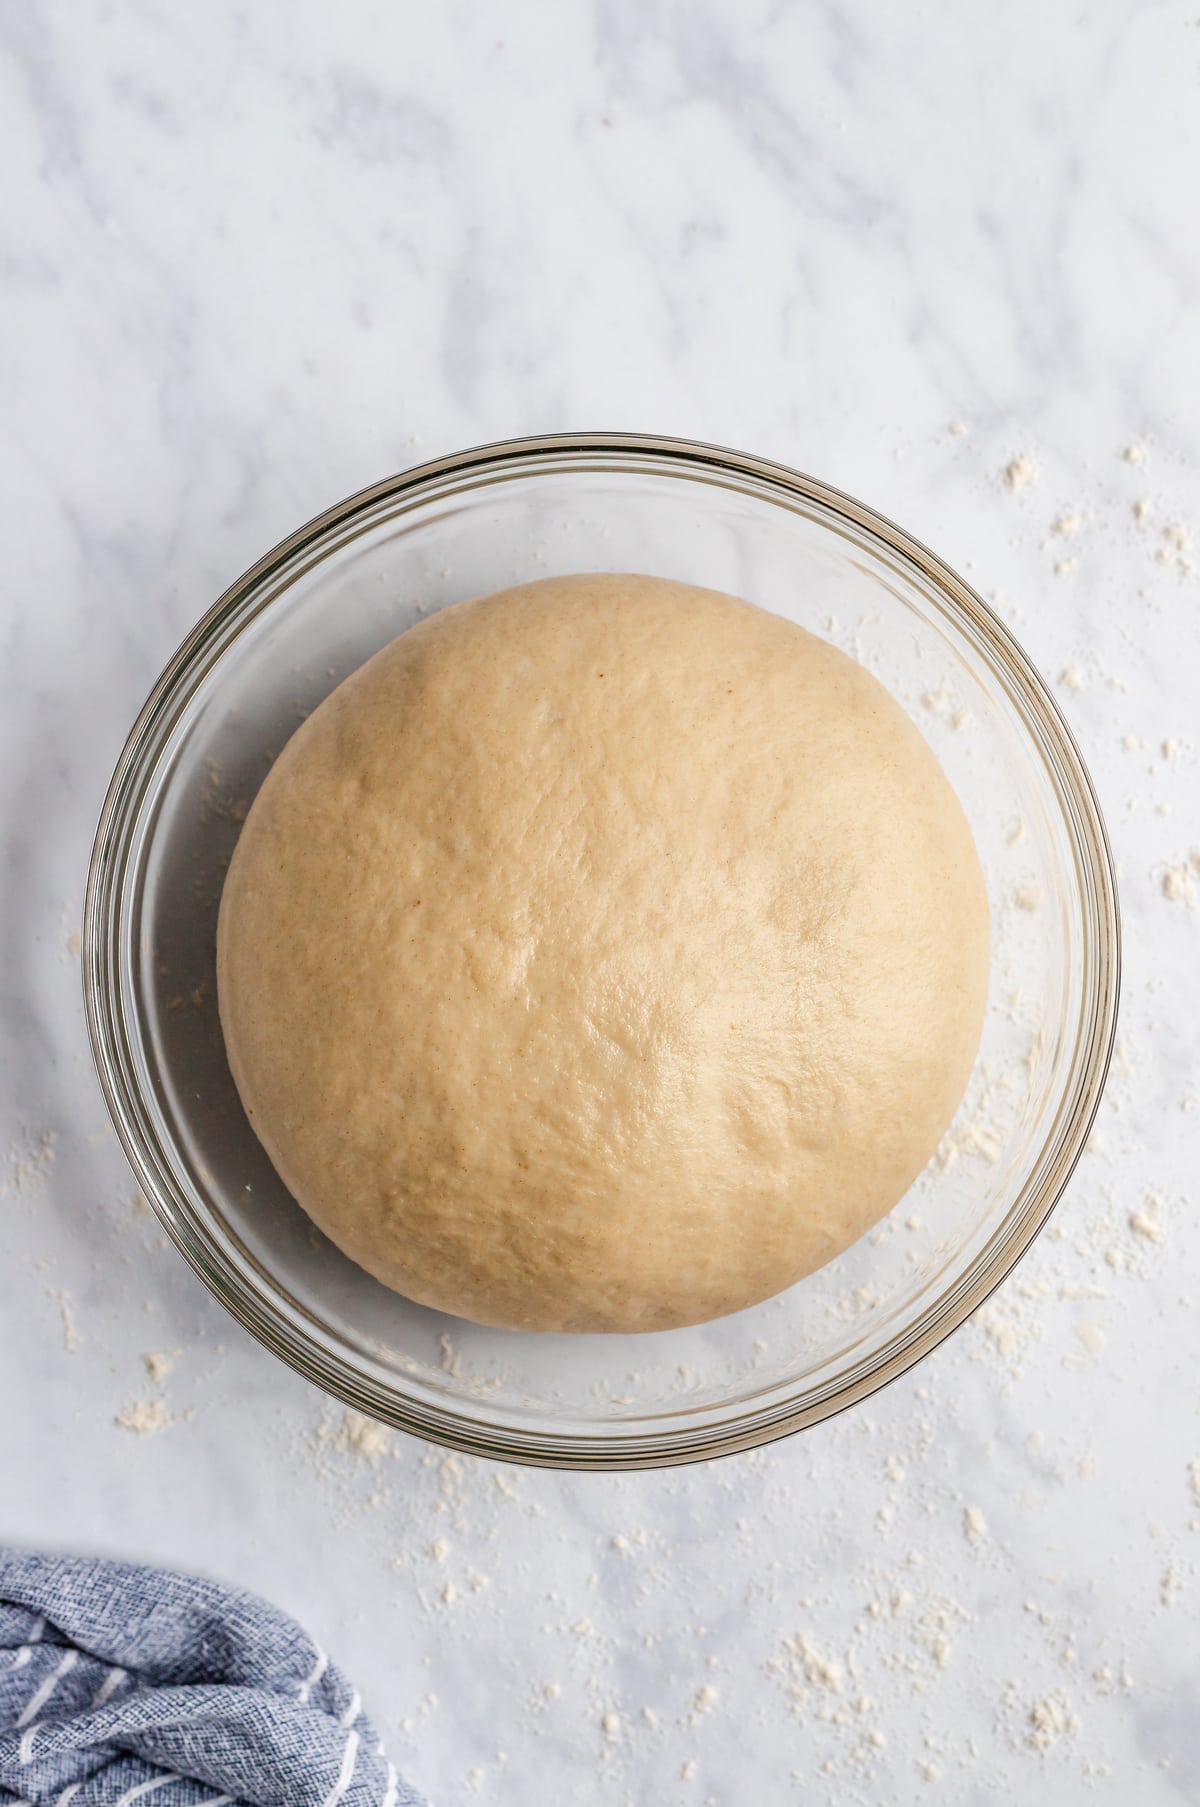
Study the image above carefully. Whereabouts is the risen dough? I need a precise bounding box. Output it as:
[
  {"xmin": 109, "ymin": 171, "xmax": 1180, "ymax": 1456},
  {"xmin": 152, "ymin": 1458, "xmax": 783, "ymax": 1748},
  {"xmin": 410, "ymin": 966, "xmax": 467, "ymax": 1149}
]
[{"xmin": 218, "ymin": 574, "xmax": 989, "ymax": 1333}]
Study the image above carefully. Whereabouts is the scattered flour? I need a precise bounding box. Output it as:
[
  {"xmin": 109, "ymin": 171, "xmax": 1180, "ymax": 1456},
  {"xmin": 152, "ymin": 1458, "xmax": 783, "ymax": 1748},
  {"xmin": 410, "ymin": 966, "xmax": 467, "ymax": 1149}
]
[
  {"xmin": 1059, "ymin": 666, "xmax": 1085, "ymax": 691},
  {"xmin": 165, "ymin": 986, "xmax": 207, "ymax": 1014},
  {"xmin": 1129, "ymin": 1207, "xmax": 1165, "ymax": 1244},
  {"xmin": 1160, "ymin": 1567, "xmax": 1184, "ymax": 1607},
  {"xmin": 918, "ymin": 1600, "xmax": 969, "ymax": 1669},
  {"xmin": 1157, "ymin": 522, "xmax": 1194, "ymax": 576},
  {"xmin": 1052, "ymin": 511, "xmax": 1083, "ymax": 537},
  {"xmin": 963, "ymin": 1507, "xmax": 988, "ymax": 1545},
  {"xmin": 782, "ymin": 1632, "xmax": 845, "ymax": 1693},
  {"xmin": 937, "ymin": 1116, "xmax": 1003, "ymax": 1170},
  {"xmin": 343, "ymin": 1410, "xmax": 391, "ymax": 1464},
  {"xmin": 142, "ymin": 1351, "xmax": 175, "ymax": 1384},
  {"xmin": 1004, "ymin": 454, "xmax": 1038, "ymax": 492},
  {"xmin": 48, "ymin": 1289, "xmax": 82, "ymax": 1354},
  {"xmin": 1160, "ymin": 854, "xmax": 1200, "ymax": 905},
  {"xmin": 1027, "ymin": 1692, "xmax": 1079, "ymax": 1749},
  {"xmin": 1015, "ymin": 883, "xmax": 1043, "ymax": 912},
  {"xmin": 8, "ymin": 1129, "xmax": 57, "ymax": 1193},
  {"xmin": 689, "ymin": 1684, "xmax": 720, "ymax": 1723},
  {"xmin": 116, "ymin": 1399, "xmax": 172, "ymax": 1436},
  {"xmin": 976, "ymin": 1302, "xmax": 1027, "ymax": 1369}
]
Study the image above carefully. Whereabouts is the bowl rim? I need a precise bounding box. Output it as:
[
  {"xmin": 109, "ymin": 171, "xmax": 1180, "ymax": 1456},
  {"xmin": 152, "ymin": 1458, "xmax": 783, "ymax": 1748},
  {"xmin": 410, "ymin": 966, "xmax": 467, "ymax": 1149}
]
[{"xmin": 82, "ymin": 430, "xmax": 1121, "ymax": 1470}]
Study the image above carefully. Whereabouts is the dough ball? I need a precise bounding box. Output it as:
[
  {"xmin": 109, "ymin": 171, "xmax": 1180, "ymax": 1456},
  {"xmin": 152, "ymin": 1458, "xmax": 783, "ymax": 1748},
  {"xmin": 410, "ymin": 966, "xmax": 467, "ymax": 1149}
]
[{"xmin": 218, "ymin": 574, "xmax": 989, "ymax": 1333}]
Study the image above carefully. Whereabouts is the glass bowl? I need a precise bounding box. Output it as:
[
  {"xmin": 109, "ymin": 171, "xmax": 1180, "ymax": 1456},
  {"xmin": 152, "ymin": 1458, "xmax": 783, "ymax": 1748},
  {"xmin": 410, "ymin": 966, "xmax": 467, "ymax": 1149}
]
[{"xmin": 83, "ymin": 433, "xmax": 1119, "ymax": 1470}]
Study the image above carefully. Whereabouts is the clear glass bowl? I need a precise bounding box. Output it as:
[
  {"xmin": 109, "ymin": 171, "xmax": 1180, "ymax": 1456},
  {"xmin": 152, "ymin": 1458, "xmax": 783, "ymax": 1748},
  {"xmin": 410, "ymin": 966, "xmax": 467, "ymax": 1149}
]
[{"xmin": 83, "ymin": 433, "xmax": 1119, "ymax": 1470}]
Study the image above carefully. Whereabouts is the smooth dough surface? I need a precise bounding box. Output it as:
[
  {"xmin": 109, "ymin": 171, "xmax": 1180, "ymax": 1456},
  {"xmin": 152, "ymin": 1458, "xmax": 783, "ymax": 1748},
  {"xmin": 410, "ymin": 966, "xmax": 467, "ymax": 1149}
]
[{"xmin": 218, "ymin": 574, "xmax": 989, "ymax": 1333}]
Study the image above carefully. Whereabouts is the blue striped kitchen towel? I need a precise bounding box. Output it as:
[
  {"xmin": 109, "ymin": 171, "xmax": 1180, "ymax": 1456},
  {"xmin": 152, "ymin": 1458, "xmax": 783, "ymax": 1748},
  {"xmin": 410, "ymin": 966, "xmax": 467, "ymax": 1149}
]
[{"xmin": 0, "ymin": 1550, "xmax": 425, "ymax": 1807}]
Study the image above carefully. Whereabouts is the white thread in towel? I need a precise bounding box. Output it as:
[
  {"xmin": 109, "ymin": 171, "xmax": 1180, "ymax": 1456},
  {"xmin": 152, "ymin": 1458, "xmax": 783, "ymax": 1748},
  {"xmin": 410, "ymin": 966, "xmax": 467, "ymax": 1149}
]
[
  {"xmin": 17, "ymin": 1646, "xmax": 78, "ymax": 1731},
  {"xmin": 381, "ymin": 1759, "xmax": 398, "ymax": 1807},
  {"xmin": 114, "ymin": 1774, "xmax": 178, "ymax": 1806},
  {"xmin": 298, "ymin": 1645, "xmax": 328, "ymax": 1704},
  {"xmin": 56, "ymin": 1787, "xmax": 82, "ymax": 1806},
  {"xmin": 92, "ymin": 1665, "xmax": 128, "ymax": 1708},
  {"xmin": 27, "ymin": 1617, "xmax": 46, "ymax": 1644},
  {"xmin": 5, "ymin": 1648, "xmax": 32, "ymax": 1672},
  {"xmin": 338, "ymin": 1689, "xmax": 361, "ymax": 1729},
  {"xmin": 321, "ymin": 1729, "xmax": 359, "ymax": 1807}
]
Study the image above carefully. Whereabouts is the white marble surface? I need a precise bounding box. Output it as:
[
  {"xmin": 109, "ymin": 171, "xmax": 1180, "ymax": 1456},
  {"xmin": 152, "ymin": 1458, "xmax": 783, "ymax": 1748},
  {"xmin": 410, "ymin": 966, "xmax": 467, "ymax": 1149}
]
[{"xmin": 2, "ymin": 2, "xmax": 1199, "ymax": 1801}]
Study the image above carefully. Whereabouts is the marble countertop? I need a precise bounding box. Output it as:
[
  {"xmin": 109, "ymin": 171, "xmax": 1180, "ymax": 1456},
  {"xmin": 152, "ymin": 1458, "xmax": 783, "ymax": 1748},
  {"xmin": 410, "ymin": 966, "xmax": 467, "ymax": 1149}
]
[{"xmin": 2, "ymin": 3, "xmax": 1198, "ymax": 1801}]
